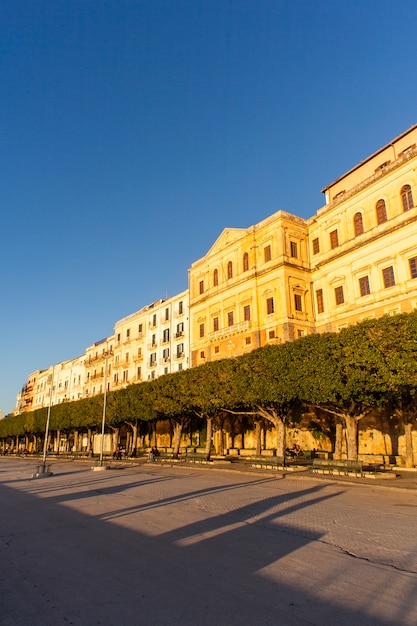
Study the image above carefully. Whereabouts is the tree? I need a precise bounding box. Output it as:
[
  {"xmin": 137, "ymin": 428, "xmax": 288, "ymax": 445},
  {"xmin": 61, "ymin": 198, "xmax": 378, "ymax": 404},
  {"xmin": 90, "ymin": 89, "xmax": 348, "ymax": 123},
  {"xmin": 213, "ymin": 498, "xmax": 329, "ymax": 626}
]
[
  {"xmin": 296, "ymin": 323, "xmax": 396, "ymax": 460},
  {"xmin": 233, "ymin": 344, "xmax": 301, "ymax": 458}
]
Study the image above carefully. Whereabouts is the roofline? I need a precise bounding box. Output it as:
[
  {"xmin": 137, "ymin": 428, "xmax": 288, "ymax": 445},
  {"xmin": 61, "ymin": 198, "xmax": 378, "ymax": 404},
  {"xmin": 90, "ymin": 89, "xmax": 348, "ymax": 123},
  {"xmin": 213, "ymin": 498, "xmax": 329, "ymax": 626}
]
[{"xmin": 321, "ymin": 123, "xmax": 417, "ymax": 193}]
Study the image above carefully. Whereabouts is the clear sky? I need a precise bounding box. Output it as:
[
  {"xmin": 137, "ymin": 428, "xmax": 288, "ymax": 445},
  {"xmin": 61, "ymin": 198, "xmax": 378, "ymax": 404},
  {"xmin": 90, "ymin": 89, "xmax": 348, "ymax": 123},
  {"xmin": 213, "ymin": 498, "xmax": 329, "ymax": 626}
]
[{"xmin": 1, "ymin": 0, "xmax": 416, "ymax": 415}]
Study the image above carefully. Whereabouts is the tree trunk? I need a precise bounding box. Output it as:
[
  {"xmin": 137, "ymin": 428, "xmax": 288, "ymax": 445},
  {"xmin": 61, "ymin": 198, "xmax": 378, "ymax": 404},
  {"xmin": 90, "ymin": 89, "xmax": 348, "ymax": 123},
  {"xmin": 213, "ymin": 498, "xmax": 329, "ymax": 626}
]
[
  {"xmin": 404, "ymin": 421, "xmax": 415, "ymax": 468},
  {"xmin": 274, "ymin": 417, "xmax": 286, "ymax": 459},
  {"xmin": 131, "ymin": 423, "xmax": 138, "ymax": 452},
  {"xmin": 204, "ymin": 417, "xmax": 213, "ymax": 460},
  {"xmin": 86, "ymin": 428, "xmax": 92, "ymax": 454},
  {"xmin": 113, "ymin": 428, "xmax": 120, "ymax": 451},
  {"xmin": 333, "ymin": 422, "xmax": 343, "ymax": 460},
  {"xmin": 254, "ymin": 420, "xmax": 262, "ymax": 455},
  {"xmin": 344, "ymin": 415, "xmax": 358, "ymax": 460},
  {"xmin": 172, "ymin": 421, "xmax": 183, "ymax": 459}
]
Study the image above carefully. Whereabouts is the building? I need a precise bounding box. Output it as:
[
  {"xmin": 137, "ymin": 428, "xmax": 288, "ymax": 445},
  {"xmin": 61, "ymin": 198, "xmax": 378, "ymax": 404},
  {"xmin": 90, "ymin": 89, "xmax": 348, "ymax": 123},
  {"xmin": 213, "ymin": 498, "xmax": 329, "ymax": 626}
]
[
  {"xmin": 189, "ymin": 211, "xmax": 312, "ymax": 367},
  {"xmin": 190, "ymin": 123, "xmax": 417, "ymax": 364},
  {"xmin": 310, "ymin": 124, "xmax": 417, "ymax": 330},
  {"xmin": 15, "ymin": 124, "xmax": 417, "ymax": 411},
  {"xmin": 112, "ymin": 291, "xmax": 189, "ymax": 385}
]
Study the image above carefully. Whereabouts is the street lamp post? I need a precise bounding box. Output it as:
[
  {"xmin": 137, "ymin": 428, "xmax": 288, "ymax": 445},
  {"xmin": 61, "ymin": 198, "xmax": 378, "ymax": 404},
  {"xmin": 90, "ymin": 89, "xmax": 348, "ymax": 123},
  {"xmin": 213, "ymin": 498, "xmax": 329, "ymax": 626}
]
[
  {"xmin": 93, "ymin": 351, "xmax": 111, "ymax": 471},
  {"xmin": 33, "ymin": 366, "xmax": 55, "ymax": 478},
  {"xmin": 99, "ymin": 354, "xmax": 109, "ymax": 467}
]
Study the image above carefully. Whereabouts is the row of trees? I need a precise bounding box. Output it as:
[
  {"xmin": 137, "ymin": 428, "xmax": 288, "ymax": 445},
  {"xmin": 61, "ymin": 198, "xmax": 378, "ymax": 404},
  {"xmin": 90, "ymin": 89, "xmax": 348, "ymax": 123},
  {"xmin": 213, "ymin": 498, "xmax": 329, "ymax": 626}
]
[{"xmin": 2, "ymin": 312, "xmax": 417, "ymax": 465}]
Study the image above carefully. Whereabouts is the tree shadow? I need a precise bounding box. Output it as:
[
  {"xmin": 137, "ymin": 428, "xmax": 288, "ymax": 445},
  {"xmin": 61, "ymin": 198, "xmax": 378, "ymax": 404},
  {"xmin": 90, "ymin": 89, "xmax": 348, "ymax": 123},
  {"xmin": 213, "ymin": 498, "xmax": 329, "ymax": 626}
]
[{"xmin": 0, "ymin": 466, "xmax": 416, "ymax": 625}]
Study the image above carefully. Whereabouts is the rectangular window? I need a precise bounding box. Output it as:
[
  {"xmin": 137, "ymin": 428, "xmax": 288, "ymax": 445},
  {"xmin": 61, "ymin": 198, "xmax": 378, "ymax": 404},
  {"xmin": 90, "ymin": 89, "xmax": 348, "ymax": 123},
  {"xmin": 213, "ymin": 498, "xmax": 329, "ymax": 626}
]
[
  {"xmin": 126, "ymin": 328, "xmax": 130, "ymax": 339},
  {"xmin": 165, "ymin": 308, "xmax": 169, "ymax": 321},
  {"xmin": 199, "ymin": 323, "xmax": 205, "ymax": 338},
  {"xmin": 214, "ymin": 346, "xmax": 220, "ymax": 354},
  {"xmin": 163, "ymin": 328, "xmax": 170, "ymax": 343},
  {"xmin": 290, "ymin": 241, "xmax": 298, "ymax": 258},
  {"xmin": 178, "ymin": 301, "xmax": 183, "ymax": 315},
  {"xmin": 138, "ymin": 323, "xmax": 143, "ymax": 336},
  {"xmin": 409, "ymin": 257, "xmax": 417, "ymax": 279},
  {"xmin": 245, "ymin": 337, "xmax": 251, "ymax": 345},
  {"xmin": 294, "ymin": 294, "xmax": 302, "ymax": 311},
  {"xmin": 359, "ymin": 276, "xmax": 370, "ymax": 297},
  {"xmin": 151, "ymin": 334, "xmax": 156, "ymax": 347},
  {"xmin": 176, "ymin": 344, "xmax": 184, "ymax": 357},
  {"xmin": 213, "ymin": 316, "xmax": 219, "ymax": 332},
  {"xmin": 122, "ymin": 370, "xmax": 128, "ymax": 382},
  {"xmin": 335, "ymin": 285, "xmax": 344, "ymax": 305},
  {"xmin": 382, "ymin": 266, "xmax": 395, "ymax": 288},
  {"xmin": 266, "ymin": 297, "xmax": 274, "ymax": 315},
  {"xmin": 150, "ymin": 353, "xmax": 156, "ymax": 366},
  {"xmin": 227, "ymin": 311, "xmax": 234, "ymax": 326},
  {"xmin": 264, "ymin": 245, "xmax": 271, "ymax": 262},
  {"xmin": 176, "ymin": 322, "xmax": 184, "ymax": 337},
  {"xmin": 137, "ymin": 367, "xmax": 141, "ymax": 379},
  {"xmin": 243, "ymin": 305, "xmax": 251, "ymax": 321},
  {"xmin": 330, "ymin": 229, "xmax": 339, "ymax": 249},
  {"xmin": 163, "ymin": 348, "xmax": 169, "ymax": 359},
  {"xmin": 199, "ymin": 280, "xmax": 204, "ymax": 294},
  {"xmin": 312, "ymin": 238, "xmax": 320, "ymax": 255},
  {"xmin": 316, "ymin": 289, "xmax": 324, "ymax": 314},
  {"xmin": 152, "ymin": 314, "xmax": 157, "ymax": 327}
]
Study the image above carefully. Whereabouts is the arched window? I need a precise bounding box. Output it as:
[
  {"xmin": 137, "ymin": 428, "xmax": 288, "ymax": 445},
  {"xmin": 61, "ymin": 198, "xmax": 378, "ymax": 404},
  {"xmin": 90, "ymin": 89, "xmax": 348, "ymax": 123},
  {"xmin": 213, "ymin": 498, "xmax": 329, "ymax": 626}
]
[
  {"xmin": 213, "ymin": 268, "xmax": 218, "ymax": 287},
  {"xmin": 376, "ymin": 199, "xmax": 387, "ymax": 224},
  {"xmin": 243, "ymin": 252, "xmax": 249, "ymax": 272},
  {"xmin": 353, "ymin": 212, "xmax": 364, "ymax": 236},
  {"xmin": 401, "ymin": 185, "xmax": 414, "ymax": 212},
  {"xmin": 227, "ymin": 261, "xmax": 233, "ymax": 279}
]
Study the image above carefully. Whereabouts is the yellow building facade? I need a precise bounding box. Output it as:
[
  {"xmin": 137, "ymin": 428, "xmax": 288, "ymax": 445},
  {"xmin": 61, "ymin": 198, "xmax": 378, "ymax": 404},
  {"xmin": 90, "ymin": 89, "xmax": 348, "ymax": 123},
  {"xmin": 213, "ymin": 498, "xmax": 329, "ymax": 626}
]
[
  {"xmin": 189, "ymin": 212, "xmax": 313, "ymax": 367},
  {"xmin": 190, "ymin": 124, "xmax": 417, "ymax": 362}
]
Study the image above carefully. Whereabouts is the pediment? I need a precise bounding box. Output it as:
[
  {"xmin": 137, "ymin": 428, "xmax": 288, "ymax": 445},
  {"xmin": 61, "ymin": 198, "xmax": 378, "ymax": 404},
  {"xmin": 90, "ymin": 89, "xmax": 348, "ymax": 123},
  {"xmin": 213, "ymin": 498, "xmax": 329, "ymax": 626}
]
[{"xmin": 205, "ymin": 227, "xmax": 246, "ymax": 257}]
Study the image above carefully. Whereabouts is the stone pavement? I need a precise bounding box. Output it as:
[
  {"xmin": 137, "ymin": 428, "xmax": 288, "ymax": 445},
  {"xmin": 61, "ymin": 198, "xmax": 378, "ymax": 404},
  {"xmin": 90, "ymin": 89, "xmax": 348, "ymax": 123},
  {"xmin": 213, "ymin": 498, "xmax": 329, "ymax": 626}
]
[{"xmin": 0, "ymin": 457, "xmax": 416, "ymax": 626}]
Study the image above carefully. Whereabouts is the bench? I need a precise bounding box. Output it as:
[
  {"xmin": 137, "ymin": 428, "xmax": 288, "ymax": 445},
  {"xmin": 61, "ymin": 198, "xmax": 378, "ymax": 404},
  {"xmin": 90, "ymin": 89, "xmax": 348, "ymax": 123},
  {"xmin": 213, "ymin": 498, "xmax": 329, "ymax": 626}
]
[
  {"xmin": 310, "ymin": 458, "xmax": 363, "ymax": 476},
  {"xmin": 185, "ymin": 452, "xmax": 213, "ymax": 464},
  {"xmin": 247, "ymin": 456, "xmax": 285, "ymax": 470}
]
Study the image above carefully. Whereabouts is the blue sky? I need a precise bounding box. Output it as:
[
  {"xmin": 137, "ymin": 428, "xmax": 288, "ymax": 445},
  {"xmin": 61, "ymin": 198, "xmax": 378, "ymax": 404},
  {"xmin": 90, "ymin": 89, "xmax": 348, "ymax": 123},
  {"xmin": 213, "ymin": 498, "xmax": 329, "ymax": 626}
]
[{"xmin": 1, "ymin": 0, "xmax": 416, "ymax": 415}]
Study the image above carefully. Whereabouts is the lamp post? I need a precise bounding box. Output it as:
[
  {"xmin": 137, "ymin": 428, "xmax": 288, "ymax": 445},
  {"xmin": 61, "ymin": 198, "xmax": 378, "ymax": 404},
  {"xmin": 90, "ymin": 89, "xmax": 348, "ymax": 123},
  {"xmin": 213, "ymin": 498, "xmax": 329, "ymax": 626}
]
[
  {"xmin": 99, "ymin": 353, "xmax": 109, "ymax": 466},
  {"xmin": 33, "ymin": 366, "xmax": 55, "ymax": 478},
  {"xmin": 93, "ymin": 350, "xmax": 111, "ymax": 471}
]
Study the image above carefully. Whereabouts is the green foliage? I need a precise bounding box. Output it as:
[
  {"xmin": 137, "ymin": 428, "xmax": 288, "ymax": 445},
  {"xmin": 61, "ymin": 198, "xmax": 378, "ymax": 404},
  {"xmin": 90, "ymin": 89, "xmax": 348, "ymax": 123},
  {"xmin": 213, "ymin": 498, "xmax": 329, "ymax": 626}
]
[{"xmin": 2, "ymin": 311, "xmax": 417, "ymax": 444}]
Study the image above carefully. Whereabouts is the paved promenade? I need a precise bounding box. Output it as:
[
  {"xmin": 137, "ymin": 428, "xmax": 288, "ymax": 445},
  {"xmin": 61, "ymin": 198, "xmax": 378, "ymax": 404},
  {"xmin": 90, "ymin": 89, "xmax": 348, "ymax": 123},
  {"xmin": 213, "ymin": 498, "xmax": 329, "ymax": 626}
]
[{"xmin": 0, "ymin": 458, "xmax": 416, "ymax": 625}]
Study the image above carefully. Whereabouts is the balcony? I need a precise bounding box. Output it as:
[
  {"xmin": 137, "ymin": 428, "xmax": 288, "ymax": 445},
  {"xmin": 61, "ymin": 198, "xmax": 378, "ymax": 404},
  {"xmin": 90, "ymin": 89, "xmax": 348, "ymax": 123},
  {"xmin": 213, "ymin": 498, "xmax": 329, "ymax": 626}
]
[
  {"xmin": 208, "ymin": 320, "xmax": 251, "ymax": 342},
  {"xmin": 133, "ymin": 354, "xmax": 143, "ymax": 362},
  {"xmin": 175, "ymin": 352, "xmax": 185, "ymax": 359},
  {"xmin": 160, "ymin": 357, "xmax": 170, "ymax": 365},
  {"xmin": 149, "ymin": 361, "xmax": 157, "ymax": 368},
  {"xmin": 86, "ymin": 351, "xmax": 113, "ymax": 365},
  {"xmin": 175, "ymin": 331, "xmax": 184, "ymax": 338},
  {"xmin": 90, "ymin": 373, "xmax": 104, "ymax": 382},
  {"xmin": 147, "ymin": 342, "xmax": 158, "ymax": 350}
]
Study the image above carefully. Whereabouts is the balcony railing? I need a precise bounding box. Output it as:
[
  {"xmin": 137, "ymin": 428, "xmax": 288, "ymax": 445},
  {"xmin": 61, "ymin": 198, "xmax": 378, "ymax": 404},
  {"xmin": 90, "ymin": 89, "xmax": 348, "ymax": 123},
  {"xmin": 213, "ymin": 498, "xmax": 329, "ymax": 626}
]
[
  {"xmin": 208, "ymin": 320, "xmax": 251, "ymax": 342},
  {"xmin": 133, "ymin": 354, "xmax": 143, "ymax": 362}
]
